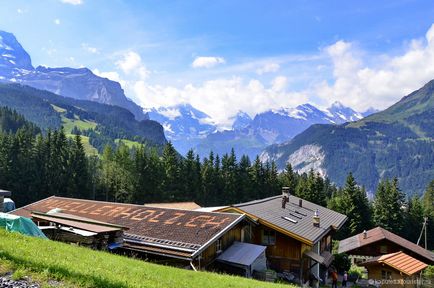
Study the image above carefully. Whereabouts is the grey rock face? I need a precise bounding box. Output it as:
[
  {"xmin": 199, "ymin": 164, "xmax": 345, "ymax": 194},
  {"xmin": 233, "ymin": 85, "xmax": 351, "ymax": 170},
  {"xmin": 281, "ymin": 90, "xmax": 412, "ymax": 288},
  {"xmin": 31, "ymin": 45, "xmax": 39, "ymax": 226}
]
[{"xmin": 0, "ymin": 30, "xmax": 147, "ymax": 121}]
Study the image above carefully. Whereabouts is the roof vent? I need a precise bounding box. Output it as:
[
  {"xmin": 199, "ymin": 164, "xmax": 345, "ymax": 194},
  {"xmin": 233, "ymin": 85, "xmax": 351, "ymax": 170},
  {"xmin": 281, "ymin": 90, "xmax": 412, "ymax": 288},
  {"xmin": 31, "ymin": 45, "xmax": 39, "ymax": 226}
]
[
  {"xmin": 299, "ymin": 199, "xmax": 302, "ymax": 207},
  {"xmin": 363, "ymin": 230, "xmax": 367, "ymax": 239},
  {"xmin": 313, "ymin": 209, "xmax": 320, "ymax": 227},
  {"xmin": 281, "ymin": 197, "xmax": 287, "ymax": 209}
]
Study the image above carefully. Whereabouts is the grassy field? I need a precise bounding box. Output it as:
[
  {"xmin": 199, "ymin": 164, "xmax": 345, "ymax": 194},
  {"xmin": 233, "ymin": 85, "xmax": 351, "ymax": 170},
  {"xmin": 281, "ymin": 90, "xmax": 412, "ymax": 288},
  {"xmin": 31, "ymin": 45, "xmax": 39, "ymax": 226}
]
[
  {"xmin": 115, "ymin": 138, "xmax": 142, "ymax": 149},
  {"xmin": 61, "ymin": 115, "xmax": 97, "ymax": 133},
  {"xmin": 0, "ymin": 230, "xmax": 295, "ymax": 288}
]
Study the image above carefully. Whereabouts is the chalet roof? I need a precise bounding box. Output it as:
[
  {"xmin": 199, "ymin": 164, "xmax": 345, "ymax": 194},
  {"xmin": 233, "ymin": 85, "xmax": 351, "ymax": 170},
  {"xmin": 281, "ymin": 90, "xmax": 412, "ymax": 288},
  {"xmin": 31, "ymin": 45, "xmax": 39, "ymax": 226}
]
[
  {"xmin": 217, "ymin": 241, "xmax": 266, "ymax": 267},
  {"xmin": 31, "ymin": 211, "xmax": 126, "ymax": 234},
  {"xmin": 360, "ymin": 251, "xmax": 428, "ymax": 276},
  {"xmin": 223, "ymin": 195, "xmax": 347, "ymax": 245},
  {"xmin": 338, "ymin": 227, "xmax": 434, "ymax": 264},
  {"xmin": 11, "ymin": 196, "xmax": 244, "ymax": 259},
  {"xmin": 144, "ymin": 202, "xmax": 201, "ymax": 210}
]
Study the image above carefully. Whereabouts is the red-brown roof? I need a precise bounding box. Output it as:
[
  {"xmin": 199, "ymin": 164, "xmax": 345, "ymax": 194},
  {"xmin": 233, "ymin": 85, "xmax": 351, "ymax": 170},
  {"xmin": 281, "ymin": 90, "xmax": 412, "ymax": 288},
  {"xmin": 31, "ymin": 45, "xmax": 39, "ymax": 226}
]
[
  {"xmin": 31, "ymin": 212, "xmax": 125, "ymax": 234},
  {"xmin": 11, "ymin": 196, "xmax": 244, "ymax": 258},
  {"xmin": 144, "ymin": 202, "xmax": 201, "ymax": 210},
  {"xmin": 338, "ymin": 227, "xmax": 434, "ymax": 264},
  {"xmin": 360, "ymin": 251, "xmax": 428, "ymax": 276}
]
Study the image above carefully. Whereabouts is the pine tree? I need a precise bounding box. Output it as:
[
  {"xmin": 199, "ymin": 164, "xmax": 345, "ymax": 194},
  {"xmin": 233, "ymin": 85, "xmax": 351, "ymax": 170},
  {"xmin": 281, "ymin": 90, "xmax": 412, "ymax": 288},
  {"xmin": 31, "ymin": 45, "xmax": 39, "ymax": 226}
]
[
  {"xmin": 403, "ymin": 196, "xmax": 424, "ymax": 243},
  {"xmin": 161, "ymin": 142, "xmax": 181, "ymax": 201},
  {"xmin": 373, "ymin": 178, "xmax": 405, "ymax": 234},
  {"xmin": 340, "ymin": 173, "xmax": 372, "ymax": 237},
  {"xmin": 280, "ymin": 163, "xmax": 297, "ymax": 194},
  {"xmin": 422, "ymin": 180, "xmax": 434, "ymax": 250}
]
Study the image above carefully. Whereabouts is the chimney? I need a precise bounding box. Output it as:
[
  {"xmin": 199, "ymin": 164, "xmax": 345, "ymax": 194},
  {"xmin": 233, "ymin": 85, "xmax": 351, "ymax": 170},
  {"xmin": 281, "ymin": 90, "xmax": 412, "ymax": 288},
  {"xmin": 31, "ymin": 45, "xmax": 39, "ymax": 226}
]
[
  {"xmin": 313, "ymin": 209, "xmax": 320, "ymax": 227},
  {"xmin": 282, "ymin": 187, "xmax": 290, "ymax": 200},
  {"xmin": 363, "ymin": 230, "xmax": 367, "ymax": 239},
  {"xmin": 299, "ymin": 199, "xmax": 303, "ymax": 207}
]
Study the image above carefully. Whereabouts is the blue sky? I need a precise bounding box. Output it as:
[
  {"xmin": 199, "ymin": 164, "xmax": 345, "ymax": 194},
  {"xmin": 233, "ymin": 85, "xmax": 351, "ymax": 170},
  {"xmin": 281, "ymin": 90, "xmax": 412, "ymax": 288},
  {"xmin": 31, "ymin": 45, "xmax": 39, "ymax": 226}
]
[{"xmin": 2, "ymin": 0, "xmax": 434, "ymax": 127}]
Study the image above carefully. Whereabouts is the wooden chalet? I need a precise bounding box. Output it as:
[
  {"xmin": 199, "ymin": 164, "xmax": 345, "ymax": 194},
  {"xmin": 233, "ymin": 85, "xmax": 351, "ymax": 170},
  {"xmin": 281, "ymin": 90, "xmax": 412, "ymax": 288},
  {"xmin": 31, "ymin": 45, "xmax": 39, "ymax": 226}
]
[
  {"xmin": 10, "ymin": 196, "xmax": 246, "ymax": 270},
  {"xmin": 358, "ymin": 251, "xmax": 428, "ymax": 288},
  {"xmin": 338, "ymin": 227, "xmax": 434, "ymax": 265},
  {"xmin": 219, "ymin": 188, "xmax": 348, "ymax": 285}
]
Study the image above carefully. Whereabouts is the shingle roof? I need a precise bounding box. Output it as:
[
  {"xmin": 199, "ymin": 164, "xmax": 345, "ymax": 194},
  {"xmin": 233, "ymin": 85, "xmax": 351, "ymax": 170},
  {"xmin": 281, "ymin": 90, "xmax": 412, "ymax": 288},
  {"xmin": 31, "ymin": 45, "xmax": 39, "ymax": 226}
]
[
  {"xmin": 144, "ymin": 202, "xmax": 201, "ymax": 210},
  {"xmin": 360, "ymin": 251, "xmax": 428, "ymax": 276},
  {"xmin": 11, "ymin": 196, "xmax": 244, "ymax": 258},
  {"xmin": 338, "ymin": 227, "xmax": 434, "ymax": 264},
  {"xmin": 226, "ymin": 195, "xmax": 347, "ymax": 244}
]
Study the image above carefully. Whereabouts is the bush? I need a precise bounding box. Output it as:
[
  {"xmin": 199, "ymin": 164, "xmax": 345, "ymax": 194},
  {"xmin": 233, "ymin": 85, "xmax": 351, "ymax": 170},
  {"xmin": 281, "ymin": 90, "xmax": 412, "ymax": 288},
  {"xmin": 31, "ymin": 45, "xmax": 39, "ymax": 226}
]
[
  {"xmin": 423, "ymin": 265, "xmax": 434, "ymax": 279},
  {"xmin": 332, "ymin": 253, "xmax": 351, "ymax": 274},
  {"xmin": 348, "ymin": 265, "xmax": 365, "ymax": 281}
]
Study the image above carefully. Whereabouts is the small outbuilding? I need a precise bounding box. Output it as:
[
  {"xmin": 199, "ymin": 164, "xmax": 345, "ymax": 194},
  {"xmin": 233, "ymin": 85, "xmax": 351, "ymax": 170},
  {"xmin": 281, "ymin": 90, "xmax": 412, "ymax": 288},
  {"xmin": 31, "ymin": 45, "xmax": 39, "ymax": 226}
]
[
  {"xmin": 338, "ymin": 226, "xmax": 434, "ymax": 265},
  {"xmin": 216, "ymin": 241, "xmax": 267, "ymax": 277},
  {"xmin": 359, "ymin": 251, "xmax": 428, "ymax": 288}
]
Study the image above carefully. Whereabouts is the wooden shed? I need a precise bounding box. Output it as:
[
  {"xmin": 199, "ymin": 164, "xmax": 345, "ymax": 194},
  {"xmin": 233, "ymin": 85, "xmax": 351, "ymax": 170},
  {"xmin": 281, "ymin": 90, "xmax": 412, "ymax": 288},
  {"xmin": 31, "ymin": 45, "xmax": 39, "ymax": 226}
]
[{"xmin": 359, "ymin": 251, "xmax": 428, "ymax": 288}]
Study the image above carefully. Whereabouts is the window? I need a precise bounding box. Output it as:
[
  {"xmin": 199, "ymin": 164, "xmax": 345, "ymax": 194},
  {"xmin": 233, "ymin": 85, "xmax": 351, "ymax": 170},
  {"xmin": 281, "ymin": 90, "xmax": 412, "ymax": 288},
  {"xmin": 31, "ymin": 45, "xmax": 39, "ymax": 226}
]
[
  {"xmin": 381, "ymin": 270, "xmax": 392, "ymax": 280},
  {"xmin": 216, "ymin": 239, "xmax": 222, "ymax": 253},
  {"xmin": 380, "ymin": 245, "xmax": 388, "ymax": 254},
  {"xmin": 261, "ymin": 229, "xmax": 276, "ymax": 245}
]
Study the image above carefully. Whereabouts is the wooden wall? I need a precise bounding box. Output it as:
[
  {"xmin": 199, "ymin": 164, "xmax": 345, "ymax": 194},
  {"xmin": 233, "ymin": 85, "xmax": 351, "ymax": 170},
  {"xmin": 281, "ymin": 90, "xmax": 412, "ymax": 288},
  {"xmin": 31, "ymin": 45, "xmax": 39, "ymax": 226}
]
[
  {"xmin": 199, "ymin": 223, "xmax": 243, "ymax": 267},
  {"xmin": 366, "ymin": 264, "xmax": 419, "ymax": 288},
  {"xmin": 250, "ymin": 224, "xmax": 309, "ymax": 273}
]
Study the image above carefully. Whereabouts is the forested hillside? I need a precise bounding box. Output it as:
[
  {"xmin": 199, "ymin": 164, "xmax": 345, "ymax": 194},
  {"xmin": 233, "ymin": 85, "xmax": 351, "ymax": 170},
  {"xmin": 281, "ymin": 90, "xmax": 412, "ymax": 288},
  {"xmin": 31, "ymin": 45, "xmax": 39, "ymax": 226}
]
[
  {"xmin": 261, "ymin": 79, "xmax": 434, "ymax": 195},
  {"xmin": 0, "ymin": 83, "xmax": 166, "ymax": 152}
]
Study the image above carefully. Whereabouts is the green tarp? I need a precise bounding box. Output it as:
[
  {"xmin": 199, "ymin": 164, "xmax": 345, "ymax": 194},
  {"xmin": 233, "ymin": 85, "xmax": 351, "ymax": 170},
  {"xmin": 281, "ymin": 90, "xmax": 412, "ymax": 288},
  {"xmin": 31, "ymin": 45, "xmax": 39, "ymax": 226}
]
[{"xmin": 0, "ymin": 212, "xmax": 47, "ymax": 238}]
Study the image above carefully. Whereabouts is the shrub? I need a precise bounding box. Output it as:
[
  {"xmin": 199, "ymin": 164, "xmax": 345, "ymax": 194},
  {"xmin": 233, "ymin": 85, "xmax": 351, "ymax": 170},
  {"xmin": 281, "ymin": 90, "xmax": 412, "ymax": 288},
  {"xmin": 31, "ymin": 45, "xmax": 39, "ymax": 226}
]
[{"xmin": 332, "ymin": 253, "xmax": 351, "ymax": 274}]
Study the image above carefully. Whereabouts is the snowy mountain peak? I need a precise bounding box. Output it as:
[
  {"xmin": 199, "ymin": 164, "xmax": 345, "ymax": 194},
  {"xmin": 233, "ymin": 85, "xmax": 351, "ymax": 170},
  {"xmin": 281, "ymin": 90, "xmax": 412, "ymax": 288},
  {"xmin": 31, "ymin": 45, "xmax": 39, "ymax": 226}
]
[
  {"xmin": 0, "ymin": 30, "xmax": 147, "ymax": 120},
  {"xmin": 0, "ymin": 30, "xmax": 33, "ymax": 71},
  {"xmin": 327, "ymin": 102, "xmax": 363, "ymax": 122},
  {"xmin": 232, "ymin": 111, "xmax": 252, "ymax": 130}
]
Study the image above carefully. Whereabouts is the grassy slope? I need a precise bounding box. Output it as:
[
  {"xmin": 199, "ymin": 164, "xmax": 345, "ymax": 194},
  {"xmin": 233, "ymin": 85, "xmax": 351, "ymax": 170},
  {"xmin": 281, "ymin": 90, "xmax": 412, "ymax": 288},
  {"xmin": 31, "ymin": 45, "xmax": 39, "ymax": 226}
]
[{"xmin": 0, "ymin": 230, "xmax": 293, "ymax": 288}]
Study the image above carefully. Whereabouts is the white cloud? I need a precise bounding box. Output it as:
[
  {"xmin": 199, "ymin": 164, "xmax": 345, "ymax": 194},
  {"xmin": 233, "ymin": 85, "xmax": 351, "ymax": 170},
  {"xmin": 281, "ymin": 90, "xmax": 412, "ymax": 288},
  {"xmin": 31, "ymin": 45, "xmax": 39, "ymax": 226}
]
[
  {"xmin": 116, "ymin": 51, "xmax": 150, "ymax": 79},
  {"xmin": 93, "ymin": 69, "xmax": 126, "ymax": 87},
  {"xmin": 17, "ymin": 8, "xmax": 24, "ymax": 14},
  {"xmin": 60, "ymin": 0, "xmax": 83, "ymax": 5},
  {"xmin": 131, "ymin": 77, "xmax": 308, "ymax": 129},
  {"xmin": 81, "ymin": 43, "xmax": 99, "ymax": 54},
  {"xmin": 54, "ymin": 19, "xmax": 61, "ymax": 25},
  {"xmin": 271, "ymin": 76, "xmax": 288, "ymax": 92},
  {"xmin": 158, "ymin": 108, "xmax": 182, "ymax": 120},
  {"xmin": 256, "ymin": 62, "xmax": 280, "ymax": 74},
  {"xmin": 192, "ymin": 56, "xmax": 226, "ymax": 68},
  {"xmin": 316, "ymin": 23, "xmax": 434, "ymax": 111}
]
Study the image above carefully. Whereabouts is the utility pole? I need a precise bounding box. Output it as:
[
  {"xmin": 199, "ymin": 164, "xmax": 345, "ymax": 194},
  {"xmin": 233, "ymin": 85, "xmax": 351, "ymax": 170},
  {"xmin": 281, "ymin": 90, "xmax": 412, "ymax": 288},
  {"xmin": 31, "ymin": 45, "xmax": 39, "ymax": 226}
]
[{"xmin": 417, "ymin": 217, "xmax": 428, "ymax": 249}]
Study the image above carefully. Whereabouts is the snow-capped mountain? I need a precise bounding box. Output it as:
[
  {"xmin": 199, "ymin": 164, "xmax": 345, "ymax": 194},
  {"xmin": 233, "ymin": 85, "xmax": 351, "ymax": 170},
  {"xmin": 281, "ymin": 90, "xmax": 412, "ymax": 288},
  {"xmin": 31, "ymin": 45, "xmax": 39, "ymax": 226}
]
[
  {"xmin": 231, "ymin": 111, "xmax": 252, "ymax": 130},
  {"xmin": 0, "ymin": 30, "xmax": 147, "ymax": 120},
  {"xmin": 195, "ymin": 102, "xmax": 369, "ymax": 159},
  {"xmin": 147, "ymin": 104, "xmax": 217, "ymax": 155}
]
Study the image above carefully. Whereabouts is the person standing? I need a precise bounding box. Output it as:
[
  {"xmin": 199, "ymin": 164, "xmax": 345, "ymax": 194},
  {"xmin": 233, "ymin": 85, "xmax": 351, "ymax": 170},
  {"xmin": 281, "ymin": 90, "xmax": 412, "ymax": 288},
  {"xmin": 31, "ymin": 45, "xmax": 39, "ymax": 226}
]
[
  {"xmin": 331, "ymin": 270, "xmax": 338, "ymax": 288},
  {"xmin": 342, "ymin": 271, "xmax": 348, "ymax": 287}
]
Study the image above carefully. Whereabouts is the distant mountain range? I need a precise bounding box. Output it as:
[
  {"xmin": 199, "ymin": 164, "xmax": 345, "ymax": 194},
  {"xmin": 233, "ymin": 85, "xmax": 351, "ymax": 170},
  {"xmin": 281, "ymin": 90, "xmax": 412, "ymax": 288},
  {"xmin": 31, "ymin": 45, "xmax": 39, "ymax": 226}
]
[
  {"xmin": 147, "ymin": 104, "xmax": 216, "ymax": 155},
  {"xmin": 149, "ymin": 101, "xmax": 374, "ymax": 158},
  {"xmin": 261, "ymin": 80, "xmax": 434, "ymax": 195},
  {"xmin": 0, "ymin": 30, "xmax": 147, "ymax": 121},
  {"xmin": 0, "ymin": 83, "xmax": 166, "ymax": 153}
]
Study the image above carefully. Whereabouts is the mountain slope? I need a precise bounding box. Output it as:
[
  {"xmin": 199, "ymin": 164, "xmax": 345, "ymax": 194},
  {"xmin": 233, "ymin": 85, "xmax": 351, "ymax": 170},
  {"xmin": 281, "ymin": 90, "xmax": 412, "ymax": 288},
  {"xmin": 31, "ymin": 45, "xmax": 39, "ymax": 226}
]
[
  {"xmin": 261, "ymin": 80, "xmax": 434, "ymax": 195},
  {"xmin": 0, "ymin": 30, "xmax": 147, "ymax": 121},
  {"xmin": 0, "ymin": 83, "xmax": 166, "ymax": 152},
  {"xmin": 195, "ymin": 103, "xmax": 365, "ymax": 159}
]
